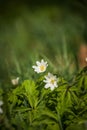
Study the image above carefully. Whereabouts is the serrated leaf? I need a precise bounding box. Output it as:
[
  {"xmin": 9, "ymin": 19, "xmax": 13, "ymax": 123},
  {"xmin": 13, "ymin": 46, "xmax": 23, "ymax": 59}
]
[
  {"xmin": 46, "ymin": 123, "xmax": 60, "ymax": 130},
  {"xmin": 41, "ymin": 108, "xmax": 58, "ymax": 122},
  {"xmin": 22, "ymin": 80, "xmax": 39, "ymax": 108}
]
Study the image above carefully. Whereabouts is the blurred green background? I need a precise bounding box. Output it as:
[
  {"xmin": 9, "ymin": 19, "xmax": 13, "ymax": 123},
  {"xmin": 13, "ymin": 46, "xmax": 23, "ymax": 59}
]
[{"xmin": 0, "ymin": 0, "xmax": 87, "ymax": 83}]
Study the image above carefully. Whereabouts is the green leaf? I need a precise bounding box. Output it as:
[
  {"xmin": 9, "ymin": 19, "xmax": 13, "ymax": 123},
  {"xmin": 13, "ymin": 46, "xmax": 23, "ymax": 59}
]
[
  {"xmin": 46, "ymin": 123, "xmax": 60, "ymax": 130},
  {"xmin": 66, "ymin": 124, "xmax": 86, "ymax": 130},
  {"xmin": 22, "ymin": 80, "xmax": 39, "ymax": 108},
  {"xmin": 41, "ymin": 108, "xmax": 58, "ymax": 122}
]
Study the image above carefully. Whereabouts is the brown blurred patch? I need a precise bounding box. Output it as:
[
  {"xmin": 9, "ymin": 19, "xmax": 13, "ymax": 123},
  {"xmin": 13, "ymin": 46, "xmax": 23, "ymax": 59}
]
[{"xmin": 78, "ymin": 44, "xmax": 87, "ymax": 68}]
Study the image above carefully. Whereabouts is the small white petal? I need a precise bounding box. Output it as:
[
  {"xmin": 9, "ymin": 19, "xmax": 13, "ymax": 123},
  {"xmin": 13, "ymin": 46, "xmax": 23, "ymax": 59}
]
[
  {"xmin": 32, "ymin": 66, "xmax": 35, "ymax": 68},
  {"xmin": 48, "ymin": 73, "xmax": 53, "ymax": 78},
  {"xmin": 41, "ymin": 59, "xmax": 44, "ymax": 63},
  {"xmin": 44, "ymin": 84, "xmax": 50, "ymax": 89},
  {"xmin": 43, "ymin": 79, "xmax": 48, "ymax": 83},
  {"xmin": 36, "ymin": 61, "xmax": 41, "ymax": 66},
  {"xmin": 11, "ymin": 77, "xmax": 19, "ymax": 85},
  {"xmin": 50, "ymin": 86, "xmax": 55, "ymax": 90},
  {"xmin": 44, "ymin": 75, "xmax": 49, "ymax": 80}
]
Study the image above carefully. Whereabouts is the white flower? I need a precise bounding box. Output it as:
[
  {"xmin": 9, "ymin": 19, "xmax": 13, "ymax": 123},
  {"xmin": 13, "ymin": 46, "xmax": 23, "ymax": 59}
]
[
  {"xmin": 43, "ymin": 73, "xmax": 58, "ymax": 90},
  {"xmin": 0, "ymin": 100, "xmax": 3, "ymax": 114},
  {"xmin": 32, "ymin": 59, "xmax": 48, "ymax": 73},
  {"xmin": 11, "ymin": 77, "xmax": 19, "ymax": 85}
]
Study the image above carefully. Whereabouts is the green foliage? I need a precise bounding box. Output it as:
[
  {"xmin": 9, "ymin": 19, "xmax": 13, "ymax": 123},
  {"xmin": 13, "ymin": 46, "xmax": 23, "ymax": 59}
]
[{"xmin": 2, "ymin": 67, "xmax": 86, "ymax": 130}]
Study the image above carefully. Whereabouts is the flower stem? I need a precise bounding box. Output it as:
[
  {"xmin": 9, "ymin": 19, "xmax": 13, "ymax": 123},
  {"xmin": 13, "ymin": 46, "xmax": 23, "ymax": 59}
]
[{"xmin": 56, "ymin": 108, "xmax": 63, "ymax": 130}]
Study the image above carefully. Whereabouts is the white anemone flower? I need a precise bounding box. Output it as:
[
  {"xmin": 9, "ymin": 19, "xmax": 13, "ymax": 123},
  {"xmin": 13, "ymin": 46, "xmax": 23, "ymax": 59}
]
[
  {"xmin": 32, "ymin": 59, "xmax": 48, "ymax": 73},
  {"xmin": 43, "ymin": 73, "xmax": 58, "ymax": 90},
  {"xmin": 11, "ymin": 77, "xmax": 19, "ymax": 85},
  {"xmin": 0, "ymin": 100, "xmax": 3, "ymax": 114}
]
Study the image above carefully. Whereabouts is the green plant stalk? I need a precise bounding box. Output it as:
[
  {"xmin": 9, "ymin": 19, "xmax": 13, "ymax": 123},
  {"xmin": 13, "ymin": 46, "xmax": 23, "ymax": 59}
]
[{"xmin": 56, "ymin": 108, "xmax": 63, "ymax": 130}]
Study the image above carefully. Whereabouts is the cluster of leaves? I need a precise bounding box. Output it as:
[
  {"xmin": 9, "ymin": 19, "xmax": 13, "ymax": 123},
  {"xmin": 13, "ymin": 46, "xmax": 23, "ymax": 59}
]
[{"xmin": 2, "ymin": 66, "xmax": 86, "ymax": 130}]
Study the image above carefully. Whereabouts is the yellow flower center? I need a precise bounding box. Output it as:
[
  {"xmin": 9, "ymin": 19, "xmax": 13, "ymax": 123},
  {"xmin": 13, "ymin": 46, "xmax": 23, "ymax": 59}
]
[
  {"xmin": 50, "ymin": 79, "xmax": 55, "ymax": 84},
  {"xmin": 40, "ymin": 65, "xmax": 45, "ymax": 71}
]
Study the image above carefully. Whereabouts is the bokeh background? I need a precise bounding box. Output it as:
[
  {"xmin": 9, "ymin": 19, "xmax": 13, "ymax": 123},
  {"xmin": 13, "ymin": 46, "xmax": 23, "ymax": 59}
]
[{"xmin": 0, "ymin": 0, "xmax": 87, "ymax": 85}]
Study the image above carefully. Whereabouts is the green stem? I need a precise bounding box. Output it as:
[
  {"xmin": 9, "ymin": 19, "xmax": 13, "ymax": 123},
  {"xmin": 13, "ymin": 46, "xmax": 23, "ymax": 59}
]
[{"xmin": 56, "ymin": 108, "xmax": 63, "ymax": 130}]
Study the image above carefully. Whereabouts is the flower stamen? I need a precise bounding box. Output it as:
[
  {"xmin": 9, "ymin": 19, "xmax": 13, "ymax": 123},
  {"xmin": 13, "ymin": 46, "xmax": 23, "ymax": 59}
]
[
  {"xmin": 50, "ymin": 79, "xmax": 55, "ymax": 84},
  {"xmin": 40, "ymin": 65, "xmax": 45, "ymax": 71}
]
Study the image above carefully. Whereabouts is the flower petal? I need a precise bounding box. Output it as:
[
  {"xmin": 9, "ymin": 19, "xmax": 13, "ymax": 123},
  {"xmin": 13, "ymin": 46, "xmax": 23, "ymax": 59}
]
[
  {"xmin": 36, "ymin": 61, "xmax": 41, "ymax": 66},
  {"xmin": 44, "ymin": 83, "xmax": 50, "ymax": 89}
]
